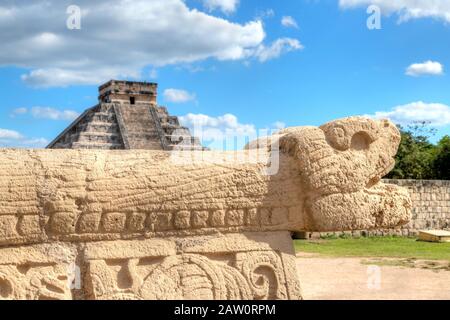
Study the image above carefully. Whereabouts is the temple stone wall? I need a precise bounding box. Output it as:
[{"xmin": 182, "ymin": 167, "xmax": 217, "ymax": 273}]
[
  {"xmin": 384, "ymin": 179, "xmax": 450, "ymax": 234},
  {"xmin": 304, "ymin": 179, "xmax": 450, "ymax": 238}
]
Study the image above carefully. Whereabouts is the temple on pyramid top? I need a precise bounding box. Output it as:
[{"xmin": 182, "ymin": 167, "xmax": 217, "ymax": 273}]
[{"xmin": 47, "ymin": 80, "xmax": 204, "ymax": 150}]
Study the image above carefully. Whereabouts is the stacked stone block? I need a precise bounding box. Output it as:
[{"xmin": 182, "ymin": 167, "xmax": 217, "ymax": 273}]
[{"xmin": 384, "ymin": 179, "xmax": 450, "ymax": 235}]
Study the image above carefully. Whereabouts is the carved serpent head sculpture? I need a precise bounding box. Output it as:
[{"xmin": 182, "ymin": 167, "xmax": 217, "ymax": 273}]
[{"xmin": 275, "ymin": 116, "xmax": 412, "ymax": 232}]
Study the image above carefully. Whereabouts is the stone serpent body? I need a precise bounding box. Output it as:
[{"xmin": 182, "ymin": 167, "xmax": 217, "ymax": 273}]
[{"xmin": 0, "ymin": 116, "xmax": 411, "ymax": 300}]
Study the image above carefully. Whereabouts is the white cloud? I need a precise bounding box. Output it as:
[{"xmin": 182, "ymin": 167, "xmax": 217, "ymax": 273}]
[
  {"xmin": 163, "ymin": 89, "xmax": 196, "ymax": 103},
  {"xmin": 253, "ymin": 38, "xmax": 303, "ymax": 62},
  {"xmin": 179, "ymin": 113, "xmax": 256, "ymax": 148},
  {"xmin": 20, "ymin": 67, "xmax": 141, "ymax": 88},
  {"xmin": 281, "ymin": 16, "xmax": 299, "ymax": 29},
  {"xmin": 0, "ymin": 128, "xmax": 23, "ymax": 140},
  {"xmin": 31, "ymin": 107, "xmax": 79, "ymax": 121},
  {"xmin": 20, "ymin": 138, "xmax": 49, "ymax": 148},
  {"xmin": 10, "ymin": 107, "xmax": 79, "ymax": 120},
  {"xmin": 0, "ymin": 128, "xmax": 48, "ymax": 148},
  {"xmin": 10, "ymin": 107, "xmax": 28, "ymax": 117},
  {"xmin": 406, "ymin": 60, "xmax": 444, "ymax": 77},
  {"xmin": 180, "ymin": 113, "xmax": 255, "ymax": 133},
  {"xmin": 369, "ymin": 101, "xmax": 450, "ymax": 126},
  {"xmin": 0, "ymin": 0, "xmax": 300, "ymax": 87},
  {"xmin": 339, "ymin": 0, "xmax": 450, "ymax": 23},
  {"xmin": 179, "ymin": 113, "xmax": 284, "ymax": 149},
  {"xmin": 202, "ymin": 0, "xmax": 239, "ymax": 13}
]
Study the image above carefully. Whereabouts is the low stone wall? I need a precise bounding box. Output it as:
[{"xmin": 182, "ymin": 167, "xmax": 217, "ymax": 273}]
[
  {"xmin": 302, "ymin": 179, "xmax": 450, "ymax": 238},
  {"xmin": 385, "ymin": 179, "xmax": 450, "ymax": 233}
]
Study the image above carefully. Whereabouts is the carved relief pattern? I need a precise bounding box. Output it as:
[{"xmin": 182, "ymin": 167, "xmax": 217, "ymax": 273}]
[
  {"xmin": 0, "ymin": 233, "xmax": 297, "ymax": 300},
  {"xmin": 85, "ymin": 251, "xmax": 287, "ymax": 300},
  {"xmin": 45, "ymin": 206, "xmax": 300, "ymax": 236},
  {"xmin": 0, "ymin": 264, "xmax": 71, "ymax": 300}
]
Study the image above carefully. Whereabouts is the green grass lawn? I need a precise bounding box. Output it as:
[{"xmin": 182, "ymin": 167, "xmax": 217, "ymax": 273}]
[{"xmin": 294, "ymin": 236, "xmax": 450, "ymax": 261}]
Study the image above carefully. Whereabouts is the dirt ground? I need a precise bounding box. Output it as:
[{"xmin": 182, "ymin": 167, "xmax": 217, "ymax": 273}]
[{"xmin": 296, "ymin": 253, "xmax": 450, "ymax": 300}]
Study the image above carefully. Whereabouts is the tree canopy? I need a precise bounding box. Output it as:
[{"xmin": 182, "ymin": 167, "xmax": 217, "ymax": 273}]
[{"xmin": 386, "ymin": 122, "xmax": 449, "ymax": 180}]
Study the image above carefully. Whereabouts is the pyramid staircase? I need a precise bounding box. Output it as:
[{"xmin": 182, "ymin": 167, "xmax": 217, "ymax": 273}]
[{"xmin": 48, "ymin": 103, "xmax": 203, "ymax": 150}]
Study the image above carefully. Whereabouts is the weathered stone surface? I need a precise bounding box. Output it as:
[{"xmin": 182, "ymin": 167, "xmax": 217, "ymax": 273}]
[
  {"xmin": 0, "ymin": 116, "xmax": 411, "ymax": 300},
  {"xmin": 82, "ymin": 232, "xmax": 299, "ymax": 300},
  {"xmin": 0, "ymin": 244, "xmax": 76, "ymax": 300},
  {"xmin": 309, "ymin": 179, "xmax": 450, "ymax": 238},
  {"xmin": 384, "ymin": 179, "xmax": 450, "ymax": 234}
]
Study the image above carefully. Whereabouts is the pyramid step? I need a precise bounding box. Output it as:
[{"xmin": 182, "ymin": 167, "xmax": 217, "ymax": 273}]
[
  {"xmin": 91, "ymin": 112, "xmax": 117, "ymax": 122},
  {"xmin": 71, "ymin": 142, "xmax": 123, "ymax": 150},
  {"xmin": 51, "ymin": 142, "xmax": 72, "ymax": 149},
  {"xmin": 126, "ymin": 133, "xmax": 162, "ymax": 143},
  {"xmin": 124, "ymin": 121, "xmax": 156, "ymax": 130},
  {"xmin": 74, "ymin": 132, "xmax": 122, "ymax": 144},
  {"xmin": 159, "ymin": 116, "xmax": 180, "ymax": 126},
  {"xmin": 85, "ymin": 126, "xmax": 119, "ymax": 134},
  {"xmin": 128, "ymin": 141, "xmax": 164, "ymax": 149},
  {"xmin": 127, "ymin": 129, "xmax": 160, "ymax": 135},
  {"xmin": 156, "ymin": 106, "xmax": 169, "ymax": 116},
  {"xmin": 88, "ymin": 121, "xmax": 118, "ymax": 126},
  {"xmin": 99, "ymin": 104, "xmax": 116, "ymax": 113},
  {"xmin": 162, "ymin": 126, "xmax": 191, "ymax": 136},
  {"xmin": 166, "ymin": 135, "xmax": 201, "ymax": 144},
  {"xmin": 81, "ymin": 121, "xmax": 118, "ymax": 127},
  {"xmin": 122, "ymin": 118, "xmax": 156, "ymax": 127},
  {"xmin": 77, "ymin": 132, "xmax": 120, "ymax": 137}
]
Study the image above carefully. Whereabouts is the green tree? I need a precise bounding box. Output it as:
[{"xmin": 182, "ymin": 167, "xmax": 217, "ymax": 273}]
[
  {"xmin": 433, "ymin": 135, "xmax": 450, "ymax": 180},
  {"xmin": 387, "ymin": 122, "xmax": 437, "ymax": 179}
]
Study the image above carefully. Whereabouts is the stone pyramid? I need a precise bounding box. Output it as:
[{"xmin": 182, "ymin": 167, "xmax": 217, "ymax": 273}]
[{"xmin": 47, "ymin": 80, "xmax": 203, "ymax": 150}]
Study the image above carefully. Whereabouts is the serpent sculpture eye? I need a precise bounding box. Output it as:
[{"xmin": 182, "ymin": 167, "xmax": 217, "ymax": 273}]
[{"xmin": 350, "ymin": 131, "xmax": 372, "ymax": 151}]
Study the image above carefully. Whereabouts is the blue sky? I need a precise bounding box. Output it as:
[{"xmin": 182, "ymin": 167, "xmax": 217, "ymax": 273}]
[{"xmin": 1, "ymin": 0, "xmax": 450, "ymax": 149}]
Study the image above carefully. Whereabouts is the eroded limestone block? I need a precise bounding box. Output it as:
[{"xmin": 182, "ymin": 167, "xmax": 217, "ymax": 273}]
[
  {"xmin": 0, "ymin": 244, "xmax": 76, "ymax": 300},
  {"xmin": 0, "ymin": 117, "xmax": 412, "ymax": 299},
  {"xmin": 83, "ymin": 232, "xmax": 299, "ymax": 300}
]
